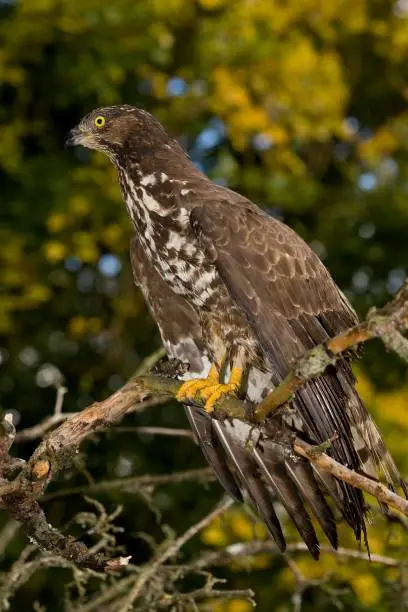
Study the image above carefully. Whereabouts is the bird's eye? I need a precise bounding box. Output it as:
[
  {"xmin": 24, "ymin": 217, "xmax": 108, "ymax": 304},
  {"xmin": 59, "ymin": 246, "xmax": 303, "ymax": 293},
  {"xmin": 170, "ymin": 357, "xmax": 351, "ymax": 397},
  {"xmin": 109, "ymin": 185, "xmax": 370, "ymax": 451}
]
[{"xmin": 94, "ymin": 116, "xmax": 105, "ymax": 128}]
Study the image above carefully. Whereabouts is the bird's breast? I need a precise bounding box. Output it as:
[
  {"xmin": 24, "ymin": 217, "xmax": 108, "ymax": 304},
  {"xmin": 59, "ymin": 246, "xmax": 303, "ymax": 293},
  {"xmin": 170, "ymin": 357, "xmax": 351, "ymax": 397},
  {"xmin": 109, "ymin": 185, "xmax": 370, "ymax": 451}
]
[
  {"xmin": 120, "ymin": 173, "xmax": 219, "ymax": 307},
  {"xmin": 155, "ymin": 230, "xmax": 219, "ymax": 308}
]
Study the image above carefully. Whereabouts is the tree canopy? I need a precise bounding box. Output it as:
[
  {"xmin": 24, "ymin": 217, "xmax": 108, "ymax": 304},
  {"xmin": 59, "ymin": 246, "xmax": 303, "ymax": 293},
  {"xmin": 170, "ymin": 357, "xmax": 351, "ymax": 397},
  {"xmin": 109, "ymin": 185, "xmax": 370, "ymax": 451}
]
[{"xmin": 1, "ymin": 1, "xmax": 408, "ymax": 610}]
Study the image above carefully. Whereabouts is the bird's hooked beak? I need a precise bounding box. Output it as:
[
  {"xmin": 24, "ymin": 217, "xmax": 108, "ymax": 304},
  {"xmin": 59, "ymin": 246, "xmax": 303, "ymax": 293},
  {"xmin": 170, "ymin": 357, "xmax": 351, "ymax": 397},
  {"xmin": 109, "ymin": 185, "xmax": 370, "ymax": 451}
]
[
  {"xmin": 65, "ymin": 126, "xmax": 96, "ymax": 149},
  {"xmin": 65, "ymin": 126, "xmax": 82, "ymax": 148}
]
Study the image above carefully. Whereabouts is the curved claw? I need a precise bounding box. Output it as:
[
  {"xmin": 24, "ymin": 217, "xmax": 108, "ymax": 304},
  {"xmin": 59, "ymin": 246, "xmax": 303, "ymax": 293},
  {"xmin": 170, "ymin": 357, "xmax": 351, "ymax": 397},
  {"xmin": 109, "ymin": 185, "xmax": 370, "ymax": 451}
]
[
  {"xmin": 201, "ymin": 382, "xmax": 240, "ymax": 412},
  {"xmin": 176, "ymin": 378, "xmax": 214, "ymax": 402},
  {"xmin": 176, "ymin": 365, "xmax": 244, "ymax": 413},
  {"xmin": 176, "ymin": 364, "xmax": 220, "ymax": 403}
]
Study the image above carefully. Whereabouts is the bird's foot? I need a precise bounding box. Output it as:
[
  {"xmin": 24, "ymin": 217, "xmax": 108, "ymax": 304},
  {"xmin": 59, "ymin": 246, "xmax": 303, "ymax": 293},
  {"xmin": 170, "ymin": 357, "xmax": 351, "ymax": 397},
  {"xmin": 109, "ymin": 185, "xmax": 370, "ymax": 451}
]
[
  {"xmin": 176, "ymin": 365, "xmax": 243, "ymax": 413},
  {"xmin": 176, "ymin": 378, "xmax": 216, "ymax": 402},
  {"xmin": 200, "ymin": 381, "xmax": 240, "ymax": 413},
  {"xmin": 176, "ymin": 365, "xmax": 220, "ymax": 407}
]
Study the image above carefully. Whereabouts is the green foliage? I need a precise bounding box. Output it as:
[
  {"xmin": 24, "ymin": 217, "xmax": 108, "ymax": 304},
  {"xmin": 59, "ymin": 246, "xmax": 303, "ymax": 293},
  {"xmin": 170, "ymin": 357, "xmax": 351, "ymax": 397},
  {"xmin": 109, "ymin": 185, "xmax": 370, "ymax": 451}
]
[{"xmin": 1, "ymin": 0, "xmax": 408, "ymax": 609}]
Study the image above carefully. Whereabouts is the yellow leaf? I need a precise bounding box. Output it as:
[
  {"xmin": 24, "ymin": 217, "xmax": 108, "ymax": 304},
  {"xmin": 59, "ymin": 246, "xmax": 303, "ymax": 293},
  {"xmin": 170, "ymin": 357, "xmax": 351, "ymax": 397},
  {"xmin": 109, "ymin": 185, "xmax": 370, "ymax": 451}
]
[
  {"xmin": 44, "ymin": 241, "xmax": 67, "ymax": 263},
  {"xmin": 25, "ymin": 284, "xmax": 52, "ymax": 303},
  {"xmin": 247, "ymin": 553, "xmax": 272, "ymax": 570},
  {"xmin": 69, "ymin": 316, "xmax": 88, "ymax": 337},
  {"xmin": 0, "ymin": 296, "xmax": 14, "ymax": 332},
  {"xmin": 231, "ymin": 513, "xmax": 258, "ymax": 540},
  {"xmin": 227, "ymin": 600, "xmax": 253, "ymax": 612},
  {"xmin": 73, "ymin": 232, "xmax": 99, "ymax": 262},
  {"xmin": 211, "ymin": 598, "xmax": 253, "ymax": 612},
  {"xmin": 1, "ymin": 268, "xmax": 28, "ymax": 287},
  {"xmin": 359, "ymin": 127, "xmax": 399, "ymax": 162},
  {"xmin": 70, "ymin": 195, "xmax": 90, "ymax": 216},
  {"xmin": 201, "ymin": 524, "xmax": 229, "ymax": 547},
  {"xmin": 47, "ymin": 213, "xmax": 68, "ymax": 233},
  {"xmin": 76, "ymin": 245, "xmax": 99, "ymax": 263},
  {"xmin": 4, "ymin": 67, "xmax": 25, "ymax": 86},
  {"xmin": 88, "ymin": 317, "xmax": 102, "ymax": 334},
  {"xmin": 355, "ymin": 371, "xmax": 375, "ymax": 404},
  {"xmin": 102, "ymin": 224, "xmax": 124, "ymax": 247},
  {"xmin": 351, "ymin": 573, "xmax": 380, "ymax": 606}
]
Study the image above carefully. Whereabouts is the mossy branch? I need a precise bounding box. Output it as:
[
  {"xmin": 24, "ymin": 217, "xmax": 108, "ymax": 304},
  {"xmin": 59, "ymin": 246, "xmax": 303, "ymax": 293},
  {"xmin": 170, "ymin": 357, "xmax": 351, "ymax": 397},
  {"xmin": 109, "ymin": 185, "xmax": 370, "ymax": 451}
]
[{"xmin": 0, "ymin": 282, "xmax": 407, "ymax": 570}]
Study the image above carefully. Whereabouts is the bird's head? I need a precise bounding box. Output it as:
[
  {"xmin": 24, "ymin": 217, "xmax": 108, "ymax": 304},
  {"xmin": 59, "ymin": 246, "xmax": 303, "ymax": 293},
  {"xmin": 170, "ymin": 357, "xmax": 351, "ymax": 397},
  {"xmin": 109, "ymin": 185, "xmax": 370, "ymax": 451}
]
[{"xmin": 65, "ymin": 105, "xmax": 174, "ymax": 162}]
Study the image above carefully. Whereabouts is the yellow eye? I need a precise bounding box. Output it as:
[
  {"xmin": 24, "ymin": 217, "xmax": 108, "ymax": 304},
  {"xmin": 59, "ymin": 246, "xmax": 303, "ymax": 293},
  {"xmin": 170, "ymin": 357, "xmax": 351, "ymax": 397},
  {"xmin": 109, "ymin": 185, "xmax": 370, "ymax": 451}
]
[{"xmin": 94, "ymin": 115, "xmax": 105, "ymax": 128}]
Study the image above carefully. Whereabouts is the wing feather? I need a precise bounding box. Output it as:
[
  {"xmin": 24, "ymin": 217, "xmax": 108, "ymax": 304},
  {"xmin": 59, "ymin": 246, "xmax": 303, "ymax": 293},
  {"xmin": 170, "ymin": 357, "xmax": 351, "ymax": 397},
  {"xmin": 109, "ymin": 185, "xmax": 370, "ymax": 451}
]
[
  {"xmin": 129, "ymin": 234, "xmax": 348, "ymax": 554},
  {"xmin": 130, "ymin": 195, "xmax": 404, "ymax": 553},
  {"xmin": 190, "ymin": 196, "xmax": 402, "ymax": 504},
  {"xmin": 184, "ymin": 404, "xmax": 243, "ymax": 503},
  {"xmin": 251, "ymin": 446, "xmax": 320, "ymax": 558}
]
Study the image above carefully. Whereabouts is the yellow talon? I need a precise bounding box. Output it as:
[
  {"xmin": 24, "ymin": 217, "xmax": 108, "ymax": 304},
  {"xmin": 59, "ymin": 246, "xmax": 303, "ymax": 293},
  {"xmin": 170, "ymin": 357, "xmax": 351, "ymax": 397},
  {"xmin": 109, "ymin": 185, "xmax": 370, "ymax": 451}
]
[
  {"xmin": 202, "ymin": 366, "xmax": 244, "ymax": 411},
  {"xmin": 176, "ymin": 364, "xmax": 244, "ymax": 413},
  {"xmin": 176, "ymin": 364, "xmax": 220, "ymax": 402},
  {"xmin": 201, "ymin": 381, "xmax": 240, "ymax": 412}
]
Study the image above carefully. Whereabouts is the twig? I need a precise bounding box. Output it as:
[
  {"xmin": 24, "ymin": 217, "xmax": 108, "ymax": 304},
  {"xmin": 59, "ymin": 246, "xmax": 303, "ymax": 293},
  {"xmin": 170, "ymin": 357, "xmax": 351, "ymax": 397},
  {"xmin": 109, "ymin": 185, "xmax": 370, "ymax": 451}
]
[
  {"xmin": 0, "ymin": 376, "xmax": 197, "ymax": 573},
  {"xmin": 188, "ymin": 540, "xmax": 399, "ymax": 572},
  {"xmin": 14, "ymin": 412, "xmax": 77, "ymax": 443},
  {"xmin": 54, "ymin": 385, "xmax": 68, "ymax": 416},
  {"xmin": 43, "ymin": 467, "xmax": 214, "ymax": 501},
  {"xmin": 0, "ymin": 413, "xmax": 23, "ymax": 477},
  {"xmin": 0, "ymin": 284, "xmax": 407, "ymax": 572},
  {"xmin": 256, "ymin": 280, "xmax": 408, "ymax": 420},
  {"xmin": 74, "ymin": 575, "xmax": 137, "ymax": 612},
  {"xmin": 288, "ymin": 543, "xmax": 399, "ymax": 566},
  {"xmin": 0, "ymin": 554, "xmax": 77, "ymax": 609},
  {"xmin": 135, "ymin": 346, "xmax": 166, "ymax": 375},
  {"xmin": 0, "ymin": 520, "xmax": 19, "ymax": 556},
  {"xmin": 15, "ymin": 399, "xmax": 170, "ymax": 444},
  {"xmin": 2, "ymin": 487, "xmax": 131, "ymax": 572},
  {"xmin": 285, "ymin": 557, "xmax": 308, "ymax": 612},
  {"xmin": 293, "ymin": 439, "xmax": 408, "ymax": 515},
  {"xmin": 77, "ymin": 538, "xmax": 399, "ymax": 612},
  {"xmin": 13, "ymin": 379, "xmax": 179, "ymax": 499},
  {"xmin": 117, "ymin": 497, "xmax": 234, "ymax": 611},
  {"xmin": 108, "ymin": 426, "xmax": 195, "ymax": 439},
  {"xmin": 155, "ymin": 587, "xmax": 255, "ymax": 609},
  {"xmin": 14, "ymin": 386, "xmax": 71, "ymax": 444}
]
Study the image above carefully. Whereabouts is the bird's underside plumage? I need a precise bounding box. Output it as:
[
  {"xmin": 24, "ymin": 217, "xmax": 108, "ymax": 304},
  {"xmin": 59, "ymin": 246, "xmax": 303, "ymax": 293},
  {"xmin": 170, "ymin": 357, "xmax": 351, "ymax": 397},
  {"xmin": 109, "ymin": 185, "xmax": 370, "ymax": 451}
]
[
  {"xmin": 68, "ymin": 105, "xmax": 405, "ymax": 559},
  {"xmin": 130, "ymin": 235, "xmax": 401, "ymax": 558}
]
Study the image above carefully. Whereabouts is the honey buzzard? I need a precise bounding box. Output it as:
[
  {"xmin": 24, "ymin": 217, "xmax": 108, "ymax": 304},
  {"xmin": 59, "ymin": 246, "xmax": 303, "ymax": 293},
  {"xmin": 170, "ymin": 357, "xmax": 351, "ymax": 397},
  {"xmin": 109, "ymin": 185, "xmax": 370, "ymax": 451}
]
[{"xmin": 67, "ymin": 105, "xmax": 404, "ymax": 558}]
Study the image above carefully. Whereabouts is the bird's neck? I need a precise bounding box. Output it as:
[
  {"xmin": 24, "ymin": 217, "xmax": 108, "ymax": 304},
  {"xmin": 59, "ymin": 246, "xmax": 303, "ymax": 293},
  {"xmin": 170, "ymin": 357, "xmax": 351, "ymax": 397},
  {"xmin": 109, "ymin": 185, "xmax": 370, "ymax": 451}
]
[
  {"xmin": 115, "ymin": 145, "xmax": 205, "ymax": 229},
  {"xmin": 117, "ymin": 141, "xmax": 203, "ymax": 187},
  {"xmin": 116, "ymin": 144, "xmax": 207, "ymax": 212}
]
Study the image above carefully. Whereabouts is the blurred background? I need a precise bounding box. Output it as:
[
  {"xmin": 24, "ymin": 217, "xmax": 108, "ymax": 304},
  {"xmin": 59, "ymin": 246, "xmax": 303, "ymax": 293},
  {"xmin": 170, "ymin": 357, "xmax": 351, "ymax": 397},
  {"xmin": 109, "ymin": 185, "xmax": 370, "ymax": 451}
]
[{"xmin": 1, "ymin": 0, "xmax": 408, "ymax": 610}]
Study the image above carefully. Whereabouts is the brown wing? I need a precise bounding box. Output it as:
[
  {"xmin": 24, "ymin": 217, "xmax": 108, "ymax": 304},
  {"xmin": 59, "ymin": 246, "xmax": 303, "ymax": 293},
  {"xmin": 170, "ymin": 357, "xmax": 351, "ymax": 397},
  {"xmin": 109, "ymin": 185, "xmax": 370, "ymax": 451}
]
[
  {"xmin": 129, "ymin": 236, "xmax": 340, "ymax": 557},
  {"xmin": 130, "ymin": 236, "xmax": 244, "ymax": 503},
  {"xmin": 130, "ymin": 236, "xmax": 207, "ymax": 374},
  {"xmin": 190, "ymin": 197, "xmax": 402, "ymax": 518},
  {"xmin": 190, "ymin": 197, "xmax": 357, "ymax": 373}
]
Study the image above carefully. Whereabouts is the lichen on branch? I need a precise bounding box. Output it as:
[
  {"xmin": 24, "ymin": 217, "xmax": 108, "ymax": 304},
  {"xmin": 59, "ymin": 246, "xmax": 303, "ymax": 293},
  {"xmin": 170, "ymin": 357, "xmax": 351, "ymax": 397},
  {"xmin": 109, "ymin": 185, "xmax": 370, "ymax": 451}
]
[{"xmin": 0, "ymin": 282, "xmax": 407, "ymax": 571}]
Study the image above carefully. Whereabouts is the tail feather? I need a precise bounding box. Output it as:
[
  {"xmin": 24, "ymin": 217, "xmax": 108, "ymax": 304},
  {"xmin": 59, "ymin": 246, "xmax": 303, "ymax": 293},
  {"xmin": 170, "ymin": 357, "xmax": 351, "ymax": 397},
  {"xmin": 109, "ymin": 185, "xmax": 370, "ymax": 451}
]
[
  {"xmin": 284, "ymin": 459, "xmax": 338, "ymax": 550},
  {"xmin": 251, "ymin": 446, "xmax": 320, "ymax": 559},
  {"xmin": 187, "ymin": 406, "xmax": 340, "ymax": 558},
  {"xmin": 184, "ymin": 355, "xmax": 403, "ymax": 558},
  {"xmin": 336, "ymin": 363, "xmax": 403, "ymax": 491},
  {"xmin": 184, "ymin": 405, "xmax": 243, "ymax": 503},
  {"xmin": 294, "ymin": 372, "xmax": 367, "ymax": 542},
  {"xmin": 212, "ymin": 419, "xmax": 286, "ymax": 552}
]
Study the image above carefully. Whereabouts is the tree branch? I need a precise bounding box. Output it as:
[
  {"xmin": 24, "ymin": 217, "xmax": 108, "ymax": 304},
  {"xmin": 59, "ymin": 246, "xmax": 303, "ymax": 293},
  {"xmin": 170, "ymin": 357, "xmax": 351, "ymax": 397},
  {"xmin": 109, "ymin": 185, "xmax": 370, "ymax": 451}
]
[
  {"xmin": 256, "ymin": 280, "xmax": 408, "ymax": 420},
  {"xmin": 117, "ymin": 497, "xmax": 234, "ymax": 611},
  {"xmin": 42, "ymin": 467, "xmax": 214, "ymax": 502},
  {"xmin": 293, "ymin": 439, "xmax": 408, "ymax": 515},
  {"xmin": 0, "ymin": 282, "xmax": 406, "ymax": 571},
  {"xmin": 188, "ymin": 539, "xmax": 400, "ymax": 571}
]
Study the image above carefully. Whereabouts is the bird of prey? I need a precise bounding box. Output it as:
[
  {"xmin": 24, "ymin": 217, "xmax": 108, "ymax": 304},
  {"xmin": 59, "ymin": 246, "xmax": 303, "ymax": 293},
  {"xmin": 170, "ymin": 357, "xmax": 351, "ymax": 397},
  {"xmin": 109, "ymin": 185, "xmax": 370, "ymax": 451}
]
[{"xmin": 66, "ymin": 105, "xmax": 404, "ymax": 558}]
